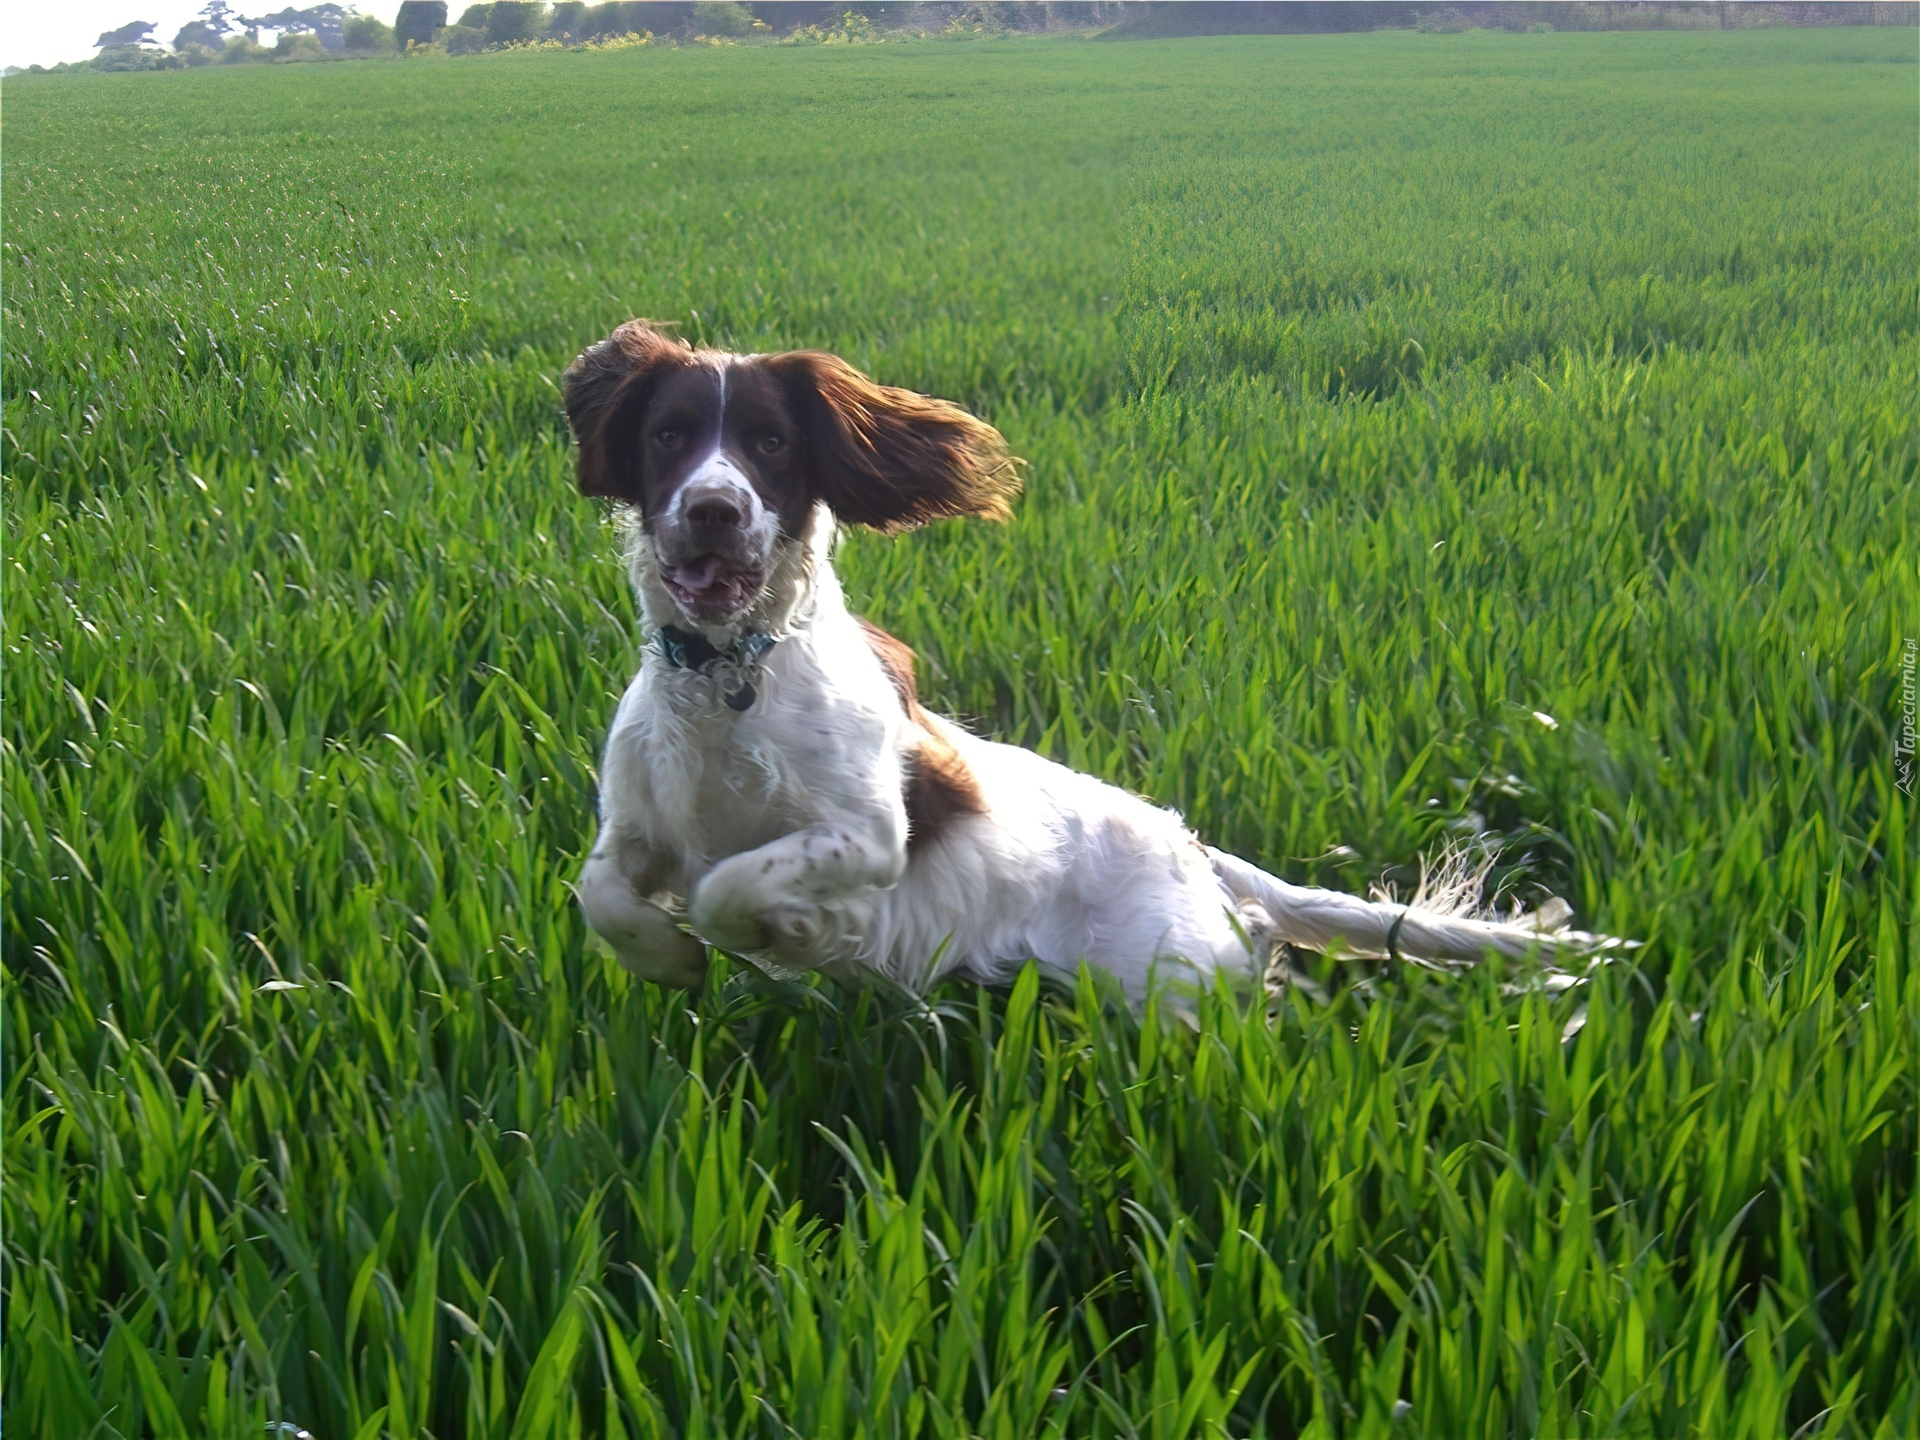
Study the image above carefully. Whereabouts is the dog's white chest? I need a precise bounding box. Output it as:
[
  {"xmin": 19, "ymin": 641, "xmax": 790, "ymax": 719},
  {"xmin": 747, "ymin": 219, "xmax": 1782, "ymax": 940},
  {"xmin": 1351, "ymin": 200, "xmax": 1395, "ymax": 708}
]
[{"xmin": 605, "ymin": 653, "xmax": 894, "ymax": 885}]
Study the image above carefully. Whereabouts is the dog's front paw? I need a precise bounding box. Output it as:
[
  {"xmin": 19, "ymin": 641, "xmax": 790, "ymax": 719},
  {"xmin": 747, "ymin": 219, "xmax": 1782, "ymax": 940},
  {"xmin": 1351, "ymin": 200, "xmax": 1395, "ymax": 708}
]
[
  {"xmin": 689, "ymin": 870, "xmax": 829, "ymax": 962},
  {"xmin": 688, "ymin": 869, "xmax": 771, "ymax": 954},
  {"xmin": 763, "ymin": 903, "xmax": 824, "ymax": 955},
  {"xmin": 689, "ymin": 907, "xmax": 770, "ymax": 955},
  {"xmin": 577, "ymin": 856, "xmax": 711, "ymax": 990},
  {"xmin": 690, "ymin": 899, "xmax": 826, "ymax": 961},
  {"xmin": 612, "ymin": 927, "xmax": 710, "ymax": 990}
]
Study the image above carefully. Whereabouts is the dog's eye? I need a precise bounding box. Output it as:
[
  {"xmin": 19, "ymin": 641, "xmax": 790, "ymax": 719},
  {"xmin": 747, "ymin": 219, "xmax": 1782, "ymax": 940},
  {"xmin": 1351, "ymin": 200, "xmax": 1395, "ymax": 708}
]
[
  {"xmin": 757, "ymin": 433, "xmax": 784, "ymax": 455},
  {"xmin": 654, "ymin": 427, "xmax": 682, "ymax": 448}
]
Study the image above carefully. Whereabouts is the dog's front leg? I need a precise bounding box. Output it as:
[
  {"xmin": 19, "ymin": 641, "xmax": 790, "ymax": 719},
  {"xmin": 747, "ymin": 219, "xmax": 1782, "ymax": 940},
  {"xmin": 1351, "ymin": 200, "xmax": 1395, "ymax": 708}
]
[
  {"xmin": 577, "ymin": 832, "xmax": 710, "ymax": 989},
  {"xmin": 689, "ymin": 812, "xmax": 907, "ymax": 967}
]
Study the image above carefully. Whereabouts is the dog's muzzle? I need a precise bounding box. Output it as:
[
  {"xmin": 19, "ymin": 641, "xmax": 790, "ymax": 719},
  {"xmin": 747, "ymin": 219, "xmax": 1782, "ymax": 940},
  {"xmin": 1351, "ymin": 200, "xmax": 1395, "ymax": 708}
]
[{"xmin": 655, "ymin": 462, "xmax": 776, "ymax": 621}]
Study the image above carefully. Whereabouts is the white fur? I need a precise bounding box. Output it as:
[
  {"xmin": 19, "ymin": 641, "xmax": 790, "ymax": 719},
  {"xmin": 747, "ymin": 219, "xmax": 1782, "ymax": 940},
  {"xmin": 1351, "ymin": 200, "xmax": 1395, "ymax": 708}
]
[{"xmin": 580, "ymin": 503, "xmax": 1620, "ymax": 1001}]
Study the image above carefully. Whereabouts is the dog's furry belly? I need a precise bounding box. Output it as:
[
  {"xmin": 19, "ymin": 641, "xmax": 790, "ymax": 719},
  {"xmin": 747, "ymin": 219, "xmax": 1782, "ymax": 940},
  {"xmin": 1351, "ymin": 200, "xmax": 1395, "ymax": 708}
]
[{"xmin": 854, "ymin": 736, "xmax": 1247, "ymax": 995}]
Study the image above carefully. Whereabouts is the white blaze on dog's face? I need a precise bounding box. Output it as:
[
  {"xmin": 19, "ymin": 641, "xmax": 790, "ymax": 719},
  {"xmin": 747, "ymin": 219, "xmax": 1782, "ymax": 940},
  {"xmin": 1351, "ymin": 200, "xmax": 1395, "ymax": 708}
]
[
  {"xmin": 561, "ymin": 320, "xmax": 1023, "ymax": 626},
  {"xmin": 634, "ymin": 358, "xmax": 809, "ymax": 622}
]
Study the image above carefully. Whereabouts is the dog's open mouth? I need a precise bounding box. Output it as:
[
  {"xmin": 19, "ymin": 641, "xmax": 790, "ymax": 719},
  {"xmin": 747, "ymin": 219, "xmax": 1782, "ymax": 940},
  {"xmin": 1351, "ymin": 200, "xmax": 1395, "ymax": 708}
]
[{"xmin": 661, "ymin": 553, "xmax": 767, "ymax": 620}]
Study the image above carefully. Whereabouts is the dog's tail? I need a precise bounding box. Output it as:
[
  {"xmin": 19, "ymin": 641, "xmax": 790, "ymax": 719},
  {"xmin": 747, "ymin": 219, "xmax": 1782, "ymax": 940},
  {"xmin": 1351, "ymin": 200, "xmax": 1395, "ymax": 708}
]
[{"xmin": 1207, "ymin": 844, "xmax": 1628, "ymax": 978}]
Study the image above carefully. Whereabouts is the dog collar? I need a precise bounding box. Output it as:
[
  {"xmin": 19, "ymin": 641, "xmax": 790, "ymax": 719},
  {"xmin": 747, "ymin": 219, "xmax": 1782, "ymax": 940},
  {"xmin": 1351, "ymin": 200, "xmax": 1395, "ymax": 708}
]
[{"xmin": 654, "ymin": 626, "xmax": 778, "ymax": 711}]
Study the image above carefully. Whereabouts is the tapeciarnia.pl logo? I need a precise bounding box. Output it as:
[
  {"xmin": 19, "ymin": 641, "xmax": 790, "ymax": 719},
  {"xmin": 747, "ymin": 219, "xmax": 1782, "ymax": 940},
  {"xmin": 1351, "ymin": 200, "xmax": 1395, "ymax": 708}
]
[{"xmin": 1898, "ymin": 637, "xmax": 1916, "ymax": 798}]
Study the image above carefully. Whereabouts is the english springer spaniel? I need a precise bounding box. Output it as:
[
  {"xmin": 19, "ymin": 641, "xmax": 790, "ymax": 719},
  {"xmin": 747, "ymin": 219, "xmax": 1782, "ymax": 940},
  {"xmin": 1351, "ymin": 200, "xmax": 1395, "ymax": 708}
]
[{"xmin": 564, "ymin": 321, "xmax": 1614, "ymax": 1000}]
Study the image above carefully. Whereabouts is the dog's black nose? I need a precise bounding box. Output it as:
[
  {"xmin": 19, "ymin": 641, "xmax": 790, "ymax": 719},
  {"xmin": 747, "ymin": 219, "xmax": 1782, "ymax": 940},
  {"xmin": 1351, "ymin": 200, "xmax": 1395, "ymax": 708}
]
[{"xmin": 686, "ymin": 495, "xmax": 745, "ymax": 528}]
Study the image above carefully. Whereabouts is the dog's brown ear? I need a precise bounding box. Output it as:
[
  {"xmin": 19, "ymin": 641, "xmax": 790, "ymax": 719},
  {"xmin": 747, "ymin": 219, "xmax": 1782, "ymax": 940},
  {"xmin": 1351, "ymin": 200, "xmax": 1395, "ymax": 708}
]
[
  {"xmin": 562, "ymin": 320, "xmax": 690, "ymax": 501},
  {"xmin": 769, "ymin": 351, "xmax": 1021, "ymax": 533}
]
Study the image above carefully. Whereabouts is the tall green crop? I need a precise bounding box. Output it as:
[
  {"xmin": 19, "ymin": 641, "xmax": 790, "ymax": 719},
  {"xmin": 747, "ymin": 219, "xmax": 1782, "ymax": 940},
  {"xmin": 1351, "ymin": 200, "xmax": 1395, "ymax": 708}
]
[{"xmin": 5, "ymin": 26, "xmax": 1917, "ymax": 1438}]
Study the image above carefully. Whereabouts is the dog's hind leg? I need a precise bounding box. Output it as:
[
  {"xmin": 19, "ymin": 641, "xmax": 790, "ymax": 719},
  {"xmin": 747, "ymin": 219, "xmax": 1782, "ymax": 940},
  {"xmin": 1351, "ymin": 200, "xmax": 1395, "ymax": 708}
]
[{"xmin": 1205, "ymin": 847, "xmax": 1621, "ymax": 968}]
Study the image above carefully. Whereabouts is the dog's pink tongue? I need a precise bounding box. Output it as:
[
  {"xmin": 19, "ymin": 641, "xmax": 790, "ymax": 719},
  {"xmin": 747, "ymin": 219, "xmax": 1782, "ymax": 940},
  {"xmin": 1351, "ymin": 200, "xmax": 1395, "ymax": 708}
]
[{"xmin": 672, "ymin": 555, "xmax": 726, "ymax": 592}]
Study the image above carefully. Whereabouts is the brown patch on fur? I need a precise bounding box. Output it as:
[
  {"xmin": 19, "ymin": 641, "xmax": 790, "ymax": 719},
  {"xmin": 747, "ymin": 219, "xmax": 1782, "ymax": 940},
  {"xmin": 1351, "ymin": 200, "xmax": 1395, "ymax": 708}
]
[
  {"xmin": 858, "ymin": 618, "xmax": 920, "ymax": 710},
  {"xmin": 562, "ymin": 319, "xmax": 692, "ymax": 502},
  {"xmin": 904, "ymin": 741, "xmax": 984, "ymax": 850},
  {"xmin": 766, "ymin": 350, "xmax": 1022, "ymax": 533},
  {"xmin": 858, "ymin": 618, "xmax": 985, "ymax": 849}
]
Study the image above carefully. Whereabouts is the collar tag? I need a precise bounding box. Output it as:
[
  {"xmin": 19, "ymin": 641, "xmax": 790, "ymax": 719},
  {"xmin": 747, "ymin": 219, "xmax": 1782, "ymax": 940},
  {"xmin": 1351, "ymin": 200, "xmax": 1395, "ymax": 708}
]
[{"xmin": 655, "ymin": 626, "xmax": 777, "ymax": 711}]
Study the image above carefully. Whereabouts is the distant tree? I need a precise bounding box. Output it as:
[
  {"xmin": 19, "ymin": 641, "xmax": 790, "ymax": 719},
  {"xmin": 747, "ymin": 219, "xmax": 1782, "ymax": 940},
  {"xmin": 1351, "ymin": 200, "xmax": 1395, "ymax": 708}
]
[
  {"xmin": 455, "ymin": 3, "xmax": 493, "ymax": 26},
  {"xmin": 576, "ymin": 1, "xmax": 621, "ymax": 35},
  {"xmin": 575, "ymin": 1, "xmax": 695, "ymax": 37},
  {"xmin": 394, "ymin": 0, "xmax": 448, "ymax": 44},
  {"xmin": 175, "ymin": 0, "xmax": 244, "ymax": 48},
  {"xmin": 692, "ymin": 1, "xmax": 752, "ymax": 34},
  {"xmin": 219, "ymin": 32, "xmax": 272, "ymax": 58},
  {"xmin": 743, "ymin": 3, "xmax": 833, "ymax": 32},
  {"xmin": 274, "ymin": 29, "xmax": 329, "ymax": 56},
  {"xmin": 547, "ymin": 0, "xmax": 585, "ymax": 35},
  {"xmin": 343, "ymin": 12, "xmax": 396, "ymax": 47},
  {"xmin": 94, "ymin": 44, "xmax": 183, "ymax": 67},
  {"xmin": 442, "ymin": 22, "xmax": 490, "ymax": 49},
  {"xmin": 94, "ymin": 20, "xmax": 159, "ymax": 48},
  {"xmin": 202, "ymin": 1, "xmax": 244, "ymax": 34},
  {"xmin": 485, "ymin": 0, "xmax": 543, "ymax": 42},
  {"xmin": 246, "ymin": 4, "xmax": 350, "ymax": 50},
  {"xmin": 581, "ymin": 3, "xmax": 695, "ymax": 36}
]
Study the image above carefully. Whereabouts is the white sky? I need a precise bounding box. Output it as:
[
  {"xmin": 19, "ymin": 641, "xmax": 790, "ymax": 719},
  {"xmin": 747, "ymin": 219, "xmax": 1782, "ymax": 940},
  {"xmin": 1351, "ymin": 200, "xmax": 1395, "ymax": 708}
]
[{"xmin": 3, "ymin": 1, "xmax": 407, "ymax": 71}]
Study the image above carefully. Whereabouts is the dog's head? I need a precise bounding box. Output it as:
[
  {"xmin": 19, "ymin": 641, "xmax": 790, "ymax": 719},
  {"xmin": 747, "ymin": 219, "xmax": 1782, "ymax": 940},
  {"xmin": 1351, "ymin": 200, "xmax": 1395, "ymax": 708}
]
[{"xmin": 562, "ymin": 320, "xmax": 1020, "ymax": 627}]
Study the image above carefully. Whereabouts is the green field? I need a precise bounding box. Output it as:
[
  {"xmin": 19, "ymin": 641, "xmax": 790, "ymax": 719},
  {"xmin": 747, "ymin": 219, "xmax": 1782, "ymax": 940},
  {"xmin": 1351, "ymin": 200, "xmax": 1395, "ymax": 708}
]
[{"xmin": 5, "ymin": 25, "xmax": 1918, "ymax": 1438}]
